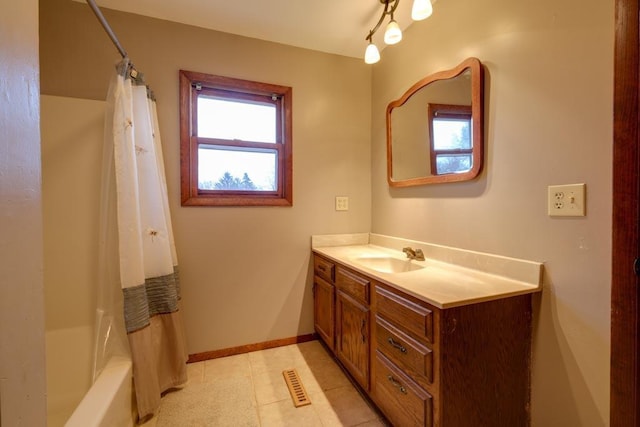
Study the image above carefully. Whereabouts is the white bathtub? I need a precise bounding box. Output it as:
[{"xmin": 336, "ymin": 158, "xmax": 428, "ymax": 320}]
[
  {"xmin": 46, "ymin": 326, "xmax": 135, "ymax": 427},
  {"xmin": 65, "ymin": 355, "xmax": 134, "ymax": 427},
  {"xmin": 43, "ymin": 95, "xmax": 135, "ymax": 426}
]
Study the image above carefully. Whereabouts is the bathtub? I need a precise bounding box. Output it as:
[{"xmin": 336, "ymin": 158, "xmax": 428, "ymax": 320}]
[
  {"xmin": 46, "ymin": 325, "xmax": 135, "ymax": 427},
  {"xmin": 43, "ymin": 95, "xmax": 137, "ymax": 426},
  {"xmin": 65, "ymin": 355, "xmax": 134, "ymax": 427}
]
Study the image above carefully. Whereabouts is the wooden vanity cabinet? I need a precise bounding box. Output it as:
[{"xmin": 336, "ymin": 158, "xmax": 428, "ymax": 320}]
[
  {"xmin": 314, "ymin": 276, "xmax": 335, "ymax": 350},
  {"xmin": 374, "ymin": 351, "xmax": 433, "ymax": 427},
  {"xmin": 372, "ymin": 282, "xmax": 532, "ymax": 427},
  {"xmin": 335, "ymin": 266, "xmax": 371, "ymax": 391},
  {"xmin": 313, "ymin": 256, "xmax": 335, "ymax": 350},
  {"xmin": 372, "ymin": 284, "xmax": 437, "ymax": 426},
  {"xmin": 312, "ymin": 254, "xmax": 532, "ymax": 427},
  {"xmin": 313, "ymin": 255, "xmax": 372, "ymax": 390}
]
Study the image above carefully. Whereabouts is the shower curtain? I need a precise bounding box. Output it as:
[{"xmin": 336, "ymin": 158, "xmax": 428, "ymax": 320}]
[{"xmin": 103, "ymin": 59, "xmax": 188, "ymax": 420}]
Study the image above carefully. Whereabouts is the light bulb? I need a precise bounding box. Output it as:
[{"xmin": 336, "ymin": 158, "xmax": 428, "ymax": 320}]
[
  {"xmin": 411, "ymin": 0, "xmax": 433, "ymax": 20},
  {"xmin": 384, "ymin": 20, "xmax": 402, "ymax": 45},
  {"xmin": 364, "ymin": 42, "xmax": 380, "ymax": 64}
]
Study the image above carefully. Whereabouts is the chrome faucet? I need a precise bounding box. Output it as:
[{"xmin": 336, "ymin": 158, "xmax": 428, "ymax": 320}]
[{"xmin": 402, "ymin": 247, "xmax": 425, "ymax": 261}]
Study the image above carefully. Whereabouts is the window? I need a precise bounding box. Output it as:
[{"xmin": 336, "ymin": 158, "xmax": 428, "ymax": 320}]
[
  {"xmin": 428, "ymin": 104, "xmax": 473, "ymax": 175},
  {"xmin": 179, "ymin": 70, "xmax": 292, "ymax": 206}
]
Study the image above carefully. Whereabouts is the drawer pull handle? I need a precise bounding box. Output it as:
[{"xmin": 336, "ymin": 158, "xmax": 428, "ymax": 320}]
[
  {"xmin": 387, "ymin": 375, "xmax": 407, "ymax": 394},
  {"xmin": 387, "ymin": 337, "xmax": 407, "ymax": 354},
  {"xmin": 318, "ymin": 265, "xmax": 326, "ymax": 272}
]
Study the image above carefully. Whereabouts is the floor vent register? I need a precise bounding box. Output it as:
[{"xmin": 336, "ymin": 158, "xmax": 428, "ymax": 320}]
[{"xmin": 282, "ymin": 368, "xmax": 312, "ymax": 407}]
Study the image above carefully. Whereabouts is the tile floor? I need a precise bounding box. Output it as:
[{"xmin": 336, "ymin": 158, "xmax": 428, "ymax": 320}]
[{"xmin": 140, "ymin": 340, "xmax": 386, "ymax": 426}]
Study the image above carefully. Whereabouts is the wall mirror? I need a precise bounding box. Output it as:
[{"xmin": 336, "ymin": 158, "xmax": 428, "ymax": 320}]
[{"xmin": 387, "ymin": 57, "xmax": 484, "ymax": 187}]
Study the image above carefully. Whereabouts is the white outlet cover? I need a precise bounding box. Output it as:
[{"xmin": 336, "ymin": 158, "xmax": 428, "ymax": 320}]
[
  {"xmin": 547, "ymin": 184, "xmax": 586, "ymax": 217},
  {"xmin": 335, "ymin": 196, "xmax": 349, "ymax": 211}
]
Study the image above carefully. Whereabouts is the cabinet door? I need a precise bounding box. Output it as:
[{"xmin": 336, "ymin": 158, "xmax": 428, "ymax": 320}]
[
  {"xmin": 336, "ymin": 290, "xmax": 370, "ymax": 390},
  {"xmin": 314, "ymin": 276, "xmax": 335, "ymax": 350}
]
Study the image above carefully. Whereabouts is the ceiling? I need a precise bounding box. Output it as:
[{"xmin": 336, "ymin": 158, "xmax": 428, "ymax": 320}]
[{"xmin": 79, "ymin": 0, "xmax": 419, "ymax": 59}]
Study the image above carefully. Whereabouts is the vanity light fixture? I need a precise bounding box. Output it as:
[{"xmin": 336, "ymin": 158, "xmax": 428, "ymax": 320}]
[
  {"xmin": 383, "ymin": 19, "xmax": 403, "ymax": 45},
  {"xmin": 411, "ymin": 0, "xmax": 433, "ymax": 20},
  {"xmin": 364, "ymin": 0, "xmax": 435, "ymax": 64},
  {"xmin": 364, "ymin": 41, "xmax": 381, "ymax": 64}
]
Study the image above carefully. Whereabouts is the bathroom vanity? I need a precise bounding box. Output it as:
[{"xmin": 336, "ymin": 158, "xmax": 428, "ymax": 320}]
[{"xmin": 312, "ymin": 234, "xmax": 542, "ymax": 427}]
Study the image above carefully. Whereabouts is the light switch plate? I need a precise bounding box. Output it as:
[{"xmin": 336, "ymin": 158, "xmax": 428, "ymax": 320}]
[
  {"xmin": 335, "ymin": 196, "xmax": 349, "ymax": 211},
  {"xmin": 548, "ymin": 184, "xmax": 586, "ymax": 217}
]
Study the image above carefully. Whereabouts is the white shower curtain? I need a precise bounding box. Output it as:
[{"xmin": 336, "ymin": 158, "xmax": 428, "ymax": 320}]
[{"xmin": 106, "ymin": 59, "xmax": 187, "ymax": 420}]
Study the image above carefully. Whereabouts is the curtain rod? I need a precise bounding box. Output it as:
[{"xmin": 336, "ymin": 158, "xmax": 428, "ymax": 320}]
[{"xmin": 86, "ymin": 0, "xmax": 128, "ymax": 59}]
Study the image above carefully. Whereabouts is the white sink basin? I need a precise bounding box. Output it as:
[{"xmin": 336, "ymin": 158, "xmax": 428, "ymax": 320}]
[{"xmin": 352, "ymin": 256, "xmax": 425, "ymax": 274}]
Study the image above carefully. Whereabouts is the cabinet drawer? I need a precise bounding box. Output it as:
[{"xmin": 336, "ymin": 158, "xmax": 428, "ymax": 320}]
[
  {"xmin": 314, "ymin": 256, "xmax": 335, "ymax": 283},
  {"xmin": 336, "ymin": 266, "xmax": 370, "ymax": 304},
  {"xmin": 373, "ymin": 351, "xmax": 432, "ymax": 427},
  {"xmin": 376, "ymin": 316, "xmax": 433, "ymax": 385},
  {"xmin": 375, "ymin": 286, "xmax": 433, "ymax": 343}
]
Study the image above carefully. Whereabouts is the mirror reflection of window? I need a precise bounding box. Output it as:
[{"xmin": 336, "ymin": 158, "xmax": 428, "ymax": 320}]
[{"xmin": 428, "ymin": 104, "xmax": 472, "ymax": 175}]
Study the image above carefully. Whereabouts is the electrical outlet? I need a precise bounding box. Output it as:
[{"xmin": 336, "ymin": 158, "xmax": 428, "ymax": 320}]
[
  {"xmin": 335, "ymin": 196, "xmax": 349, "ymax": 211},
  {"xmin": 548, "ymin": 184, "xmax": 586, "ymax": 217}
]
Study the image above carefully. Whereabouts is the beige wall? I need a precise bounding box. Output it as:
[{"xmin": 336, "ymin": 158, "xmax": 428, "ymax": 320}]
[
  {"xmin": 0, "ymin": 0, "xmax": 47, "ymax": 424},
  {"xmin": 41, "ymin": 95, "xmax": 105, "ymax": 423},
  {"xmin": 371, "ymin": 0, "xmax": 612, "ymax": 425},
  {"xmin": 42, "ymin": 96, "xmax": 105, "ymax": 332},
  {"xmin": 39, "ymin": 0, "xmax": 372, "ymax": 353}
]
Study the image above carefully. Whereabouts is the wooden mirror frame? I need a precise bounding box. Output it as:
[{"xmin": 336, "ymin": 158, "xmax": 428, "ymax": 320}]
[{"xmin": 386, "ymin": 57, "xmax": 484, "ymax": 187}]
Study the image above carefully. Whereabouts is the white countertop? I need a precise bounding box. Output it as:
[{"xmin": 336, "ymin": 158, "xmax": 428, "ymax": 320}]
[{"xmin": 312, "ymin": 234, "xmax": 543, "ymax": 309}]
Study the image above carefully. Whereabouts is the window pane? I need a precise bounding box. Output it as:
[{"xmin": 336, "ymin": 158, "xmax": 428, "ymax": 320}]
[
  {"xmin": 433, "ymin": 118, "xmax": 471, "ymax": 150},
  {"xmin": 198, "ymin": 145, "xmax": 277, "ymax": 191},
  {"xmin": 197, "ymin": 96, "xmax": 276, "ymax": 143},
  {"xmin": 436, "ymin": 154, "xmax": 472, "ymax": 174}
]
